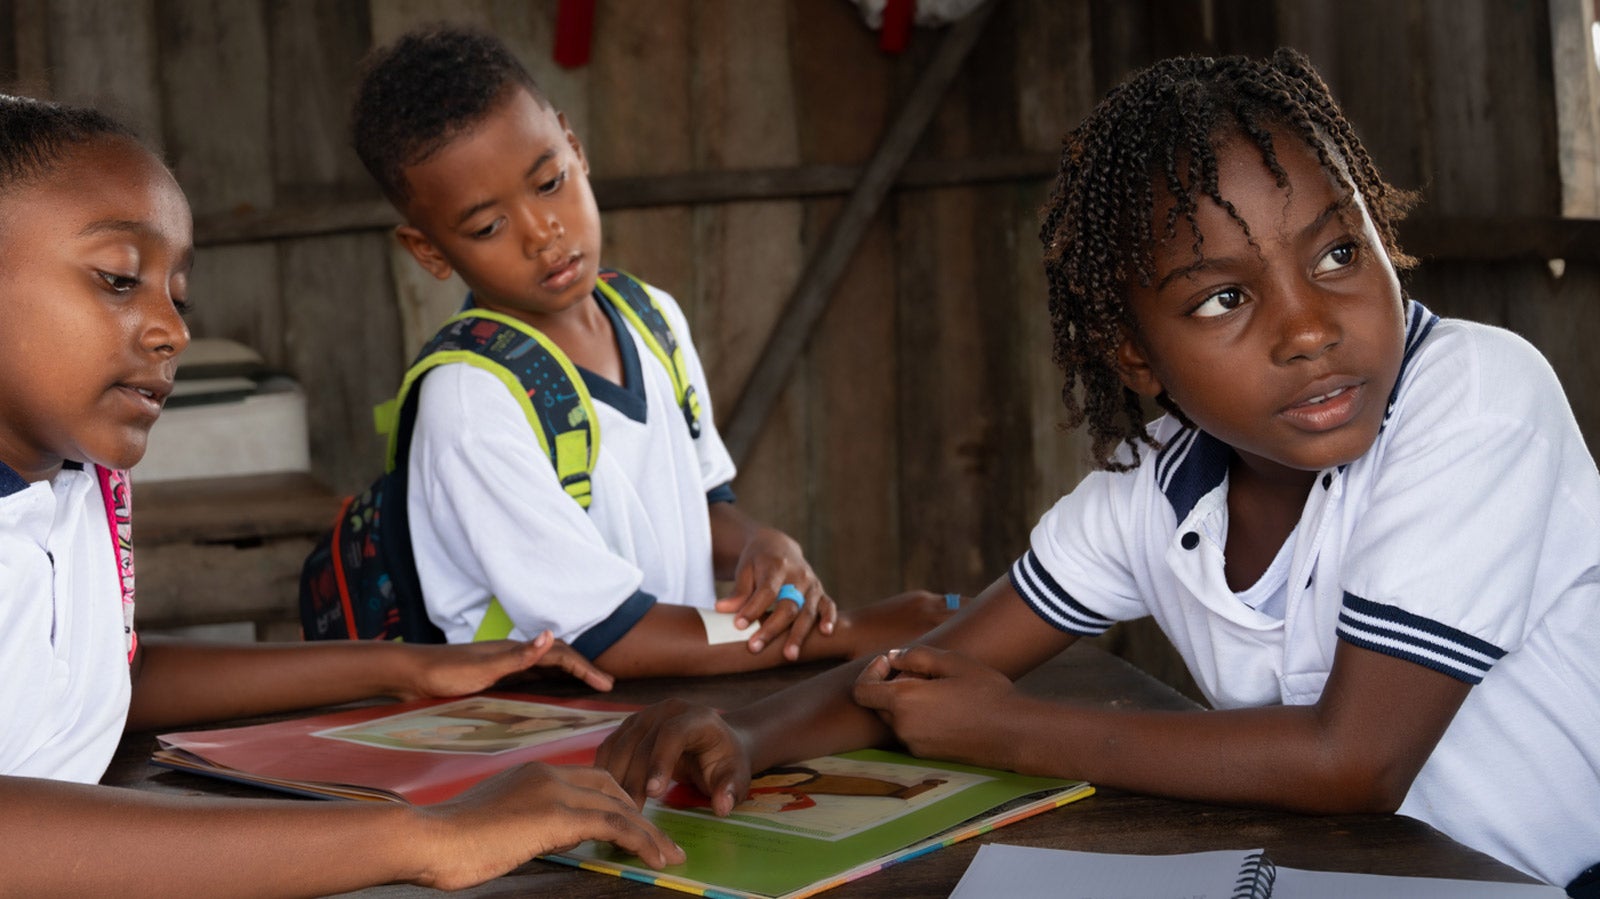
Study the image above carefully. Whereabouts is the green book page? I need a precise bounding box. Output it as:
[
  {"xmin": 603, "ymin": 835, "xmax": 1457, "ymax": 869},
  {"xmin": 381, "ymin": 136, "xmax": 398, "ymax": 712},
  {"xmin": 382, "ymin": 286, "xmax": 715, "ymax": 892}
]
[{"xmin": 553, "ymin": 749, "xmax": 1090, "ymax": 899}]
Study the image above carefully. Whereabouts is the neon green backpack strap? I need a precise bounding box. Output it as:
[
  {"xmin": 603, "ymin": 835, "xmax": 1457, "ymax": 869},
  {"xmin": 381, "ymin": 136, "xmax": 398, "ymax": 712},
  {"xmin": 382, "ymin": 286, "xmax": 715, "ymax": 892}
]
[
  {"xmin": 376, "ymin": 310, "xmax": 600, "ymax": 643},
  {"xmin": 593, "ymin": 268, "xmax": 703, "ymax": 437},
  {"xmin": 473, "ymin": 597, "xmax": 516, "ymax": 642},
  {"xmin": 380, "ymin": 309, "xmax": 599, "ymax": 506}
]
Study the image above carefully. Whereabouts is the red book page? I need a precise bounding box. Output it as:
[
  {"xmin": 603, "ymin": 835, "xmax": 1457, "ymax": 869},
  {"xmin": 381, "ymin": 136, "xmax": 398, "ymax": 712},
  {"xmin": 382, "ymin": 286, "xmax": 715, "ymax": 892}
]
[{"xmin": 156, "ymin": 694, "xmax": 638, "ymax": 805}]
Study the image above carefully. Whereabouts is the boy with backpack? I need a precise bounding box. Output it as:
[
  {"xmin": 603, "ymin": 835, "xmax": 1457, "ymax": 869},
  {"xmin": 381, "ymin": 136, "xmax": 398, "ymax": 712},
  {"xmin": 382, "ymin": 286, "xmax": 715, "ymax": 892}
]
[{"xmin": 305, "ymin": 26, "xmax": 951, "ymax": 677}]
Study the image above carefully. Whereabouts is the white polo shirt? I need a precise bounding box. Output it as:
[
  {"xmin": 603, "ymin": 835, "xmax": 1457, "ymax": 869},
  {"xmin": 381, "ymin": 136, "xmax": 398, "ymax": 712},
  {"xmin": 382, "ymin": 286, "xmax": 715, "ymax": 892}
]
[
  {"xmin": 407, "ymin": 282, "xmax": 737, "ymax": 657},
  {"xmin": 0, "ymin": 462, "xmax": 132, "ymax": 783},
  {"xmin": 1012, "ymin": 302, "xmax": 1600, "ymax": 885}
]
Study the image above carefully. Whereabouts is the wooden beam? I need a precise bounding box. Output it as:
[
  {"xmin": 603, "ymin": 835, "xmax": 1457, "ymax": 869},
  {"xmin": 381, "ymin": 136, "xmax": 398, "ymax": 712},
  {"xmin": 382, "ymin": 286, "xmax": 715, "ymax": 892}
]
[
  {"xmin": 191, "ymin": 164, "xmax": 1600, "ymax": 270},
  {"xmin": 192, "ymin": 152, "xmax": 1058, "ymax": 247},
  {"xmin": 596, "ymin": 152, "xmax": 1059, "ymax": 208},
  {"xmin": 1399, "ymin": 216, "xmax": 1600, "ymax": 264},
  {"xmin": 720, "ymin": 0, "xmax": 1001, "ymax": 465},
  {"xmin": 195, "ymin": 198, "xmax": 397, "ymax": 248}
]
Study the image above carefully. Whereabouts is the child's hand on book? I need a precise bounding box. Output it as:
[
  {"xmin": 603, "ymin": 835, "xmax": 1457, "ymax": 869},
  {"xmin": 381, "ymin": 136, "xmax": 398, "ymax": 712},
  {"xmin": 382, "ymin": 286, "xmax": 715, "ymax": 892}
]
[
  {"xmin": 595, "ymin": 697, "xmax": 752, "ymax": 816},
  {"xmin": 716, "ymin": 527, "xmax": 838, "ymax": 660},
  {"xmin": 853, "ymin": 645, "xmax": 1020, "ymax": 769},
  {"xmin": 412, "ymin": 761, "xmax": 684, "ymax": 889},
  {"xmin": 392, "ymin": 630, "xmax": 615, "ymax": 700}
]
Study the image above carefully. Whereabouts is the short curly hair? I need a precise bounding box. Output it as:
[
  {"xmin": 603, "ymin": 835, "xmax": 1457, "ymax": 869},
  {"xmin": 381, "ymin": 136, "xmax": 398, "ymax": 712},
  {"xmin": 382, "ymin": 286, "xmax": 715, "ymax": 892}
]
[
  {"xmin": 350, "ymin": 25, "xmax": 549, "ymax": 205},
  {"xmin": 1040, "ymin": 48, "xmax": 1417, "ymax": 471},
  {"xmin": 0, "ymin": 94, "xmax": 136, "ymax": 195}
]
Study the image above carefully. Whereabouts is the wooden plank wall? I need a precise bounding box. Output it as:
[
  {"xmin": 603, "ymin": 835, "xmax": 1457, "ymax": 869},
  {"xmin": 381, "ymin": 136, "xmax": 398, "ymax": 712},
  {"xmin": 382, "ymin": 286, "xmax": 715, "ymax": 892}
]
[{"xmin": 4, "ymin": 0, "xmax": 1595, "ymax": 691}]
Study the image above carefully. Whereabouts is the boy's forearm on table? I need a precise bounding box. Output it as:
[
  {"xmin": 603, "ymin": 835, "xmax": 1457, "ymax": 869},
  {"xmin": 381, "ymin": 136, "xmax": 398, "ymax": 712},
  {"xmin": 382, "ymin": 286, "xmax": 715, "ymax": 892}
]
[
  {"xmin": 594, "ymin": 607, "xmax": 854, "ymax": 678},
  {"xmin": 793, "ymin": 611, "xmax": 875, "ymax": 661}
]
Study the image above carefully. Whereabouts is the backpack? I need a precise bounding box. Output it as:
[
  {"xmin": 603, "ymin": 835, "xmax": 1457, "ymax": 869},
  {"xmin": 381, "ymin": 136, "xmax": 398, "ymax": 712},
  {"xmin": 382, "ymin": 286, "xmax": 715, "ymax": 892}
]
[
  {"xmin": 96, "ymin": 464, "xmax": 137, "ymax": 662},
  {"xmin": 298, "ymin": 269, "xmax": 701, "ymax": 643}
]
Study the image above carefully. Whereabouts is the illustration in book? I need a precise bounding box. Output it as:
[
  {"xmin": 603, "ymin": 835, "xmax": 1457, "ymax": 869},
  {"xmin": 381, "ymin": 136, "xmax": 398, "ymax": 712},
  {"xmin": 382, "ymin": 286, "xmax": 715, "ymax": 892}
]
[
  {"xmin": 318, "ymin": 696, "xmax": 625, "ymax": 754},
  {"xmin": 660, "ymin": 755, "xmax": 969, "ymax": 839}
]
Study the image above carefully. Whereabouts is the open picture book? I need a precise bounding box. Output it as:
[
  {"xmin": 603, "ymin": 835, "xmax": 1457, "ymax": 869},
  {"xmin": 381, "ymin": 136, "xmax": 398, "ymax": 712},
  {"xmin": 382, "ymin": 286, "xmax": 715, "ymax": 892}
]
[{"xmin": 153, "ymin": 694, "xmax": 1094, "ymax": 899}]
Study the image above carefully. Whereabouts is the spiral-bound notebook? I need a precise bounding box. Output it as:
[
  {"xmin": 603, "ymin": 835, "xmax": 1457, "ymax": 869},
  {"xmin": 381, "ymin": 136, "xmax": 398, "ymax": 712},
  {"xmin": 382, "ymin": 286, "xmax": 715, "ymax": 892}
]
[
  {"xmin": 951, "ymin": 845, "xmax": 1275, "ymax": 898},
  {"xmin": 949, "ymin": 844, "xmax": 1565, "ymax": 898}
]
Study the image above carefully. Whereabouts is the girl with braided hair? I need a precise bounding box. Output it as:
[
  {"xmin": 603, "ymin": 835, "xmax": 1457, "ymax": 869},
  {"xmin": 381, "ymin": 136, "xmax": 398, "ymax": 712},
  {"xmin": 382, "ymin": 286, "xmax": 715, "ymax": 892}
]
[{"xmin": 597, "ymin": 49, "xmax": 1600, "ymax": 892}]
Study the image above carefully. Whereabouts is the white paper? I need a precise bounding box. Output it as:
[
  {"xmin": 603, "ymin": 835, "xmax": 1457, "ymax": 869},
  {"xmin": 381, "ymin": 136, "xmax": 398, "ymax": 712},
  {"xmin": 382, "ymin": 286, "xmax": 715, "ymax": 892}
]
[{"xmin": 697, "ymin": 608, "xmax": 759, "ymax": 644}]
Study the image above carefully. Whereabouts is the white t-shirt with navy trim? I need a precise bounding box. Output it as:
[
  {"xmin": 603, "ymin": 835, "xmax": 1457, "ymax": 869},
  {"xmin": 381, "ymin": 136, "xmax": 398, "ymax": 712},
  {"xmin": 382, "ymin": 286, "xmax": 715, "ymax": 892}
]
[
  {"xmin": 0, "ymin": 462, "xmax": 132, "ymax": 783},
  {"xmin": 1013, "ymin": 303, "xmax": 1600, "ymax": 885},
  {"xmin": 407, "ymin": 282, "xmax": 737, "ymax": 656}
]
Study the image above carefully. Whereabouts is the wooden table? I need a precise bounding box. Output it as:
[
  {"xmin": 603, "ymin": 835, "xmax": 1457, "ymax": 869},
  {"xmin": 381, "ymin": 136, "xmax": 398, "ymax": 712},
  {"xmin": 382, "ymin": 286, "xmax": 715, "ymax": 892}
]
[{"xmin": 105, "ymin": 645, "xmax": 1541, "ymax": 897}]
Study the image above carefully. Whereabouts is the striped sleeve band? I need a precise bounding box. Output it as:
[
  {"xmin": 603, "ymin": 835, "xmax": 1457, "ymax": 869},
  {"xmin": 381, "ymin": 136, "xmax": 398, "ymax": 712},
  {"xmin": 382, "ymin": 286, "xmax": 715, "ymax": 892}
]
[
  {"xmin": 1009, "ymin": 550, "xmax": 1116, "ymax": 636},
  {"xmin": 1337, "ymin": 593, "xmax": 1506, "ymax": 684}
]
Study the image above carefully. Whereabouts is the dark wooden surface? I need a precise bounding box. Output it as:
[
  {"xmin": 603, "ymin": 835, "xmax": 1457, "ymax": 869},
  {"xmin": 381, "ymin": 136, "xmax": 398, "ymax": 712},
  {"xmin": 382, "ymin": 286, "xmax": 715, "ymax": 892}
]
[
  {"xmin": 136, "ymin": 472, "xmax": 343, "ymax": 545},
  {"xmin": 130, "ymin": 473, "xmax": 343, "ymax": 639},
  {"xmin": 105, "ymin": 644, "xmax": 1539, "ymax": 897}
]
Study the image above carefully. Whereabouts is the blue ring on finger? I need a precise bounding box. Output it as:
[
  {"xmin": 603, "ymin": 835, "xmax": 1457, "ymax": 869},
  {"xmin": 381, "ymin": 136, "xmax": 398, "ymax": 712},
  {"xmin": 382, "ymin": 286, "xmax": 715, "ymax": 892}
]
[
  {"xmin": 945, "ymin": 592, "xmax": 962, "ymax": 610},
  {"xmin": 776, "ymin": 583, "xmax": 804, "ymax": 609}
]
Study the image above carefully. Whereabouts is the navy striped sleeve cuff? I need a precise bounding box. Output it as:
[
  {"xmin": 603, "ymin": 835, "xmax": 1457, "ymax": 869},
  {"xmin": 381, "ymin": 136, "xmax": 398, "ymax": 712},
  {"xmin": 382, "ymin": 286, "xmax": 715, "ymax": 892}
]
[
  {"xmin": 1009, "ymin": 550, "xmax": 1116, "ymax": 636},
  {"xmin": 1337, "ymin": 593, "xmax": 1506, "ymax": 684},
  {"xmin": 706, "ymin": 481, "xmax": 736, "ymax": 505},
  {"xmin": 570, "ymin": 589, "xmax": 657, "ymax": 660}
]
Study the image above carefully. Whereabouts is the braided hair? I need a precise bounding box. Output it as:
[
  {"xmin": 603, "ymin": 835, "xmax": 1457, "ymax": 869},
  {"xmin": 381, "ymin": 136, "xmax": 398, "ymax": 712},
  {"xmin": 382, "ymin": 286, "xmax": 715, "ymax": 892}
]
[
  {"xmin": 351, "ymin": 25, "xmax": 549, "ymax": 206},
  {"xmin": 0, "ymin": 94, "xmax": 136, "ymax": 195},
  {"xmin": 1040, "ymin": 47, "xmax": 1417, "ymax": 471}
]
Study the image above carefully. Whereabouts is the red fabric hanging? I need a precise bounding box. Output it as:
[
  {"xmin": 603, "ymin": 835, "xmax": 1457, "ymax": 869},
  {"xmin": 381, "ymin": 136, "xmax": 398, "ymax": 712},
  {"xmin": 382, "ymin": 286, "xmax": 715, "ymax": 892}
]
[
  {"xmin": 554, "ymin": 0, "xmax": 595, "ymax": 68},
  {"xmin": 879, "ymin": 0, "xmax": 916, "ymax": 53}
]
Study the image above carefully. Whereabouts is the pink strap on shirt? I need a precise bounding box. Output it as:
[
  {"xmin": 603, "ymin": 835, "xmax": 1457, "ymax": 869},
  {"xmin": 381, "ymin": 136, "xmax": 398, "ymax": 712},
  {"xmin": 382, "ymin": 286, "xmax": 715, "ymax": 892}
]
[{"xmin": 95, "ymin": 465, "xmax": 137, "ymax": 663}]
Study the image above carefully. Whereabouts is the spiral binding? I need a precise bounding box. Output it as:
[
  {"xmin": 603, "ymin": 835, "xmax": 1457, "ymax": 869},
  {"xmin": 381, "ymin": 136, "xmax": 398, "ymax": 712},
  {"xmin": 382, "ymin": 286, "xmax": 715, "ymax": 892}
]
[{"xmin": 1234, "ymin": 851, "xmax": 1277, "ymax": 899}]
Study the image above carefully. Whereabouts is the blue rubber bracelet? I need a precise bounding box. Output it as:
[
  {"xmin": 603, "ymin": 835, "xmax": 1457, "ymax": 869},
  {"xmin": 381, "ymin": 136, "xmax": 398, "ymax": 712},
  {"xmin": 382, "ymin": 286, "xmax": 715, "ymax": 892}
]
[
  {"xmin": 944, "ymin": 592, "xmax": 962, "ymax": 610},
  {"xmin": 776, "ymin": 584, "xmax": 804, "ymax": 607}
]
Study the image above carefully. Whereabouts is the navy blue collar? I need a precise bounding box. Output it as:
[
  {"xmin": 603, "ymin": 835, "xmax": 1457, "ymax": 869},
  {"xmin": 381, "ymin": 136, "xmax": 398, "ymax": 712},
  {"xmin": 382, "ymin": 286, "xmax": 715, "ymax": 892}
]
[
  {"xmin": 0, "ymin": 460, "xmax": 27, "ymax": 497},
  {"xmin": 581, "ymin": 292, "xmax": 647, "ymax": 422},
  {"xmin": 1154, "ymin": 428, "xmax": 1232, "ymax": 522},
  {"xmin": 0, "ymin": 459, "xmax": 84, "ymax": 497},
  {"xmin": 1157, "ymin": 300, "xmax": 1440, "ymax": 521},
  {"xmin": 1385, "ymin": 299, "xmax": 1439, "ymax": 428},
  {"xmin": 460, "ymin": 290, "xmax": 648, "ymax": 423}
]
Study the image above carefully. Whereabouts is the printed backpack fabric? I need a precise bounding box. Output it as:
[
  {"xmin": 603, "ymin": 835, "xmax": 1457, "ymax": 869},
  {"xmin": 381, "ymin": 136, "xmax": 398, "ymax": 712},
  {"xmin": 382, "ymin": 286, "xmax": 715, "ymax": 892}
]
[
  {"xmin": 300, "ymin": 469, "xmax": 441, "ymax": 642},
  {"xmin": 97, "ymin": 465, "xmax": 137, "ymax": 661}
]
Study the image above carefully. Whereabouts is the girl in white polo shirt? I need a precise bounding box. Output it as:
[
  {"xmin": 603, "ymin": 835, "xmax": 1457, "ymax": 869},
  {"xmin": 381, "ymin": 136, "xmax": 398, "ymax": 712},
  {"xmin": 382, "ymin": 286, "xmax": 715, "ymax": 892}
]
[
  {"xmin": 596, "ymin": 50, "xmax": 1600, "ymax": 894},
  {"xmin": 0, "ymin": 95, "xmax": 684, "ymax": 894}
]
